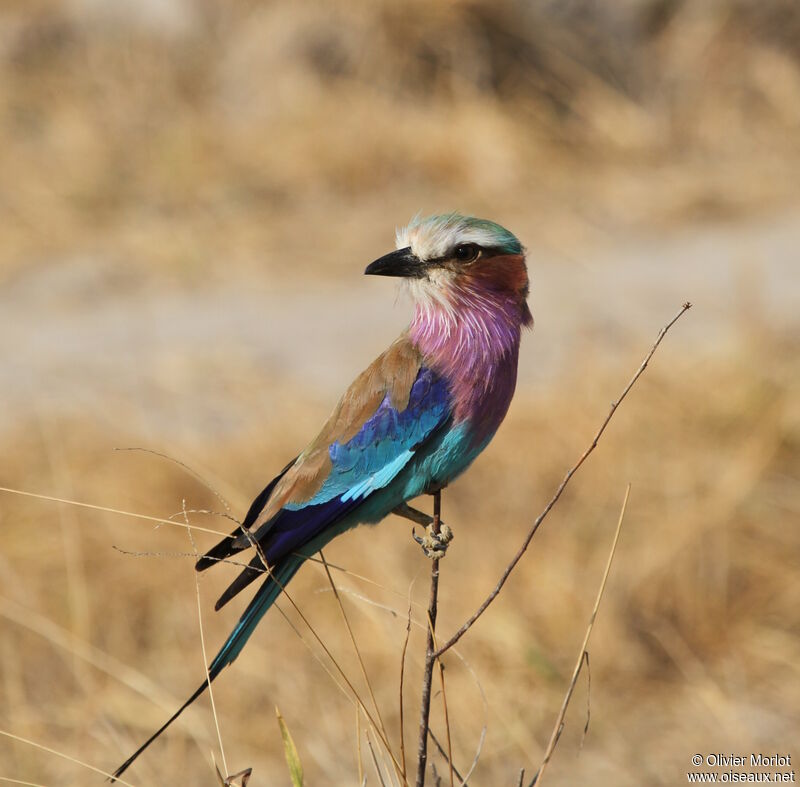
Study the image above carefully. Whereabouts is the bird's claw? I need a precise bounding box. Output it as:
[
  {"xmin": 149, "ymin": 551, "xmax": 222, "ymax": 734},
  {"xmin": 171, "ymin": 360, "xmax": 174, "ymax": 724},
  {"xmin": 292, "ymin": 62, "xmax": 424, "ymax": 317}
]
[{"xmin": 412, "ymin": 523, "xmax": 453, "ymax": 559}]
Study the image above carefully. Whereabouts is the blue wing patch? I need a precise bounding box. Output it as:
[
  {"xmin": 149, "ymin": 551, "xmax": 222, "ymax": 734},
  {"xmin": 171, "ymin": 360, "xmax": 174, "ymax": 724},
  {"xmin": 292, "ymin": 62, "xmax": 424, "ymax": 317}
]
[
  {"xmin": 286, "ymin": 367, "xmax": 450, "ymax": 509},
  {"xmin": 264, "ymin": 367, "xmax": 450, "ymax": 560}
]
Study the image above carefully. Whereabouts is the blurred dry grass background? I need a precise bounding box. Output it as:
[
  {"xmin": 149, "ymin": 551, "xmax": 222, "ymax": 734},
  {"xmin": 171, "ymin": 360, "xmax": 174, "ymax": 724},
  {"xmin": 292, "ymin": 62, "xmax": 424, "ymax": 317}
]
[{"xmin": 1, "ymin": 0, "xmax": 799, "ymax": 784}]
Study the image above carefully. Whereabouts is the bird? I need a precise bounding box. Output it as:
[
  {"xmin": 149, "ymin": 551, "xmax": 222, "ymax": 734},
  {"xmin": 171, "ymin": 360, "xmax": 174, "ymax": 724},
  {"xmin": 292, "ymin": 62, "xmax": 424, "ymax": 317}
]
[{"xmin": 112, "ymin": 212, "xmax": 532, "ymax": 779}]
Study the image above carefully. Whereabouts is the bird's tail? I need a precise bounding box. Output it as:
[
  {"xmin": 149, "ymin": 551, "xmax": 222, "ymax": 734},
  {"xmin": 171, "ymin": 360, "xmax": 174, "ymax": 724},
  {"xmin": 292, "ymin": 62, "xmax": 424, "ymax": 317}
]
[
  {"xmin": 207, "ymin": 552, "xmax": 305, "ymax": 673},
  {"xmin": 110, "ymin": 554, "xmax": 306, "ymax": 781}
]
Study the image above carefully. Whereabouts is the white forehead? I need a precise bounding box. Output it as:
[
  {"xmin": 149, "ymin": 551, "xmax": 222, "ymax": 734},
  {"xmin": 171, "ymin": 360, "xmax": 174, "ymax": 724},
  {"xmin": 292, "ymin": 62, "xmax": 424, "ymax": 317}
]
[{"xmin": 396, "ymin": 214, "xmax": 502, "ymax": 261}]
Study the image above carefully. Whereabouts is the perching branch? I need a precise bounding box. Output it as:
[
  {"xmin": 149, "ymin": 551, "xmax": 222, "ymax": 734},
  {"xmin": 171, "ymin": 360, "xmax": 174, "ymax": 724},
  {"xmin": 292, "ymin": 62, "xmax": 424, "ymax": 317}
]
[
  {"xmin": 415, "ymin": 489, "xmax": 443, "ymax": 787},
  {"xmin": 530, "ymin": 483, "xmax": 631, "ymax": 786},
  {"xmin": 433, "ymin": 302, "xmax": 691, "ymax": 659}
]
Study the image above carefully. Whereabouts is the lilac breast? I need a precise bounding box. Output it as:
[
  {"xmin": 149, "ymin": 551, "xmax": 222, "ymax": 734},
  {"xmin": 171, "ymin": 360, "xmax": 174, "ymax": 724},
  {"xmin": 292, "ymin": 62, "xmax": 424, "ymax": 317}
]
[{"xmin": 409, "ymin": 287, "xmax": 523, "ymax": 446}]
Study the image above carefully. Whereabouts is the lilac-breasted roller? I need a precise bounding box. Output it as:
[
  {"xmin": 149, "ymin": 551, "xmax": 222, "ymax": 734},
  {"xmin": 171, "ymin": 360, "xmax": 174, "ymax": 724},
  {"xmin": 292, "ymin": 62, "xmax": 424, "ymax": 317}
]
[{"xmin": 112, "ymin": 212, "xmax": 532, "ymax": 778}]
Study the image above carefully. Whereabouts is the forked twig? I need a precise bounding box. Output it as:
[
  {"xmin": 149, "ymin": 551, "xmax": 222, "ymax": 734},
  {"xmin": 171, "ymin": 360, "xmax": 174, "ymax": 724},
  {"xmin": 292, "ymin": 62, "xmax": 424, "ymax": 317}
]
[
  {"xmin": 530, "ymin": 484, "xmax": 631, "ymax": 786},
  {"xmin": 434, "ymin": 303, "xmax": 691, "ymax": 658}
]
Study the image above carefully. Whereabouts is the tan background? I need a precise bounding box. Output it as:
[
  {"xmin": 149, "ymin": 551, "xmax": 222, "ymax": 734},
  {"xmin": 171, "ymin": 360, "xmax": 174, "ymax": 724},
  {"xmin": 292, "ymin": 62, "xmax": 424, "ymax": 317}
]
[{"xmin": 1, "ymin": 1, "xmax": 798, "ymax": 784}]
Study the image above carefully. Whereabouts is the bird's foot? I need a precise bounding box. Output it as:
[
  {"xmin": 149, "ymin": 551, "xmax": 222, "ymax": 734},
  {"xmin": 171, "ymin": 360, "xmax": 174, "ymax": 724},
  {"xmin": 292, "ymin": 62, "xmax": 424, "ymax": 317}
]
[{"xmin": 412, "ymin": 523, "xmax": 454, "ymax": 559}]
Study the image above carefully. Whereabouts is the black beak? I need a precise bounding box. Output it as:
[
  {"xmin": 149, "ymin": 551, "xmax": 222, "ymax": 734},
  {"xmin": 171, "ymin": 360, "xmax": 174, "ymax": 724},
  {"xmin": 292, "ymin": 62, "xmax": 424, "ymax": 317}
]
[{"xmin": 364, "ymin": 247, "xmax": 423, "ymax": 278}]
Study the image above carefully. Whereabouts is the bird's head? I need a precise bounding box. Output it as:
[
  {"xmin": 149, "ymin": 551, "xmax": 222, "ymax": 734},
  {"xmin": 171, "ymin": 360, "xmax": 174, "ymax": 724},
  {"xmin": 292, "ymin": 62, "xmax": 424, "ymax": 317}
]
[{"xmin": 365, "ymin": 213, "xmax": 532, "ymax": 327}]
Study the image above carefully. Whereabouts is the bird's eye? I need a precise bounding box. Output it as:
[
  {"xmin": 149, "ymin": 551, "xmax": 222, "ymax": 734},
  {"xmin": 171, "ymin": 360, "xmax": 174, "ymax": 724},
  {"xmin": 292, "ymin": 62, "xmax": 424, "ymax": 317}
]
[{"xmin": 453, "ymin": 244, "xmax": 480, "ymax": 262}]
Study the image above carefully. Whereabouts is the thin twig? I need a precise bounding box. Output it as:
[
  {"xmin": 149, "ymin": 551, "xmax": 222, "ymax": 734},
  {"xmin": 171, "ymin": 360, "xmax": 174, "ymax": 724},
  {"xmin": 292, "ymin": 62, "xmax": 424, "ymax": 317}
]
[
  {"xmin": 434, "ymin": 302, "xmax": 690, "ymax": 658},
  {"xmin": 415, "ymin": 490, "xmax": 443, "ymax": 787},
  {"xmin": 112, "ymin": 545, "xmax": 254, "ymax": 568},
  {"xmin": 167, "ymin": 508, "xmax": 241, "ymax": 525},
  {"xmin": 517, "ymin": 769, "xmax": 525, "ymax": 787},
  {"xmin": 427, "ymin": 731, "xmax": 465, "ymax": 784},
  {"xmin": 531, "ymin": 484, "xmax": 631, "ymax": 786}
]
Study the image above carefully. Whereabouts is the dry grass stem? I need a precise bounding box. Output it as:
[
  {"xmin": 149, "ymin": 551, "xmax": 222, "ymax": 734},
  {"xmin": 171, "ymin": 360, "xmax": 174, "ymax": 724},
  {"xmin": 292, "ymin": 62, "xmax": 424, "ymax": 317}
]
[
  {"xmin": 237, "ymin": 527, "xmax": 402, "ymax": 773},
  {"xmin": 437, "ymin": 660, "xmax": 454, "ymax": 787},
  {"xmin": 0, "ymin": 730, "xmax": 137, "ymax": 787},
  {"xmin": 320, "ymin": 551, "xmax": 392, "ymax": 770},
  {"xmin": 579, "ymin": 652, "xmax": 591, "ymax": 749},
  {"xmin": 0, "ymin": 486, "xmax": 228, "ymax": 538},
  {"xmin": 366, "ymin": 730, "xmax": 389, "ymax": 787},
  {"xmin": 278, "ymin": 592, "xmax": 399, "ymax": 769},
  {"xmin": 113, "ymin": 447, "xmax": 234, "ymax": 513},
  {"xmin": 531, "ymin": 484, "xmax": 631, "ymax": 786},
  {"xmin": 0, "ymin": 598, "xmax": 183, "ymax": 714},
  {"xmin": 356, "ymin": 707, "xmax": 365, "ymax": 787},
  {"xmin": 434, "ymin": 303, "xmax": 691, "ymax": 658},
  {"xmin": 184, "ymin": 502, "xmax": 228, "ymax": 777}
]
